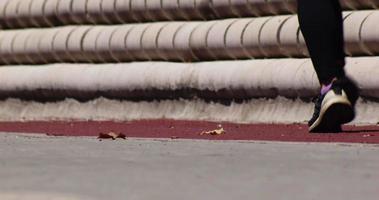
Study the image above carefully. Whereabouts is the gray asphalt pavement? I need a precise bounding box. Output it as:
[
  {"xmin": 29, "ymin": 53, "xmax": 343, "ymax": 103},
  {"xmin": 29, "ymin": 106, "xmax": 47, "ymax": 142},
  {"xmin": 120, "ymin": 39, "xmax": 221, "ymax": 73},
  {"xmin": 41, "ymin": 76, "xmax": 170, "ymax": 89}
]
[{"xmin": 0, "ymin": 133, "xmax": 378, "ymax": 200}]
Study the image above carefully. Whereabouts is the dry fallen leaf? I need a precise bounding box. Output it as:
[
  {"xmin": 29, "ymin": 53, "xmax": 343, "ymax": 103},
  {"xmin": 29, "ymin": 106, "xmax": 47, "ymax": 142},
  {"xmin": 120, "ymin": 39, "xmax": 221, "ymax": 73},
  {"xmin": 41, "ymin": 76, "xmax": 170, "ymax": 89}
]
[
  {"xmin": 199, "ymin": 127, "xmax": 226, "ymax": 136},
  {"xmin": 98, "ymin": 131, "xmax": 126, "ymax": 140},
  {"xmin": 363, "ymin": 134, "xmax": 374, "ymax": 138}
]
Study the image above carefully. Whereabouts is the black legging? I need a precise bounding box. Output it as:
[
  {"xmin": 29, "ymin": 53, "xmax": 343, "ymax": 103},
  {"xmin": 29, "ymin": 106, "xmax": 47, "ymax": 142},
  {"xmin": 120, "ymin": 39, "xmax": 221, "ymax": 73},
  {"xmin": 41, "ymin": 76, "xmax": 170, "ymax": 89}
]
[{"xmin": 297, "ymin": 0, "xmax": 346, "ymax": 85}]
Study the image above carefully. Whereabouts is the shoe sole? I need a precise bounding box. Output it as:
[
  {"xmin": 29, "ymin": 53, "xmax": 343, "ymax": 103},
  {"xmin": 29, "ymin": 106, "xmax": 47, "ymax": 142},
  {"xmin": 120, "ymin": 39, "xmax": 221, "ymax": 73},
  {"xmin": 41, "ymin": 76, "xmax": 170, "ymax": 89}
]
[{"xmin": 309, "ymin": 96, "xmax": 355, "ymax": 133}]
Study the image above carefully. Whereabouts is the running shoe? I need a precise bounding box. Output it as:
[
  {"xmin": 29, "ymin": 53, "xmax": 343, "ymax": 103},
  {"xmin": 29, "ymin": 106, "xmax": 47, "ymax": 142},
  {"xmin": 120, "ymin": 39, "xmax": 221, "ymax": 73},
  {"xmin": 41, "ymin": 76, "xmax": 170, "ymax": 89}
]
[{"xmin": 309, "ymin": 77, "xmax": 359, "ymax": 133}]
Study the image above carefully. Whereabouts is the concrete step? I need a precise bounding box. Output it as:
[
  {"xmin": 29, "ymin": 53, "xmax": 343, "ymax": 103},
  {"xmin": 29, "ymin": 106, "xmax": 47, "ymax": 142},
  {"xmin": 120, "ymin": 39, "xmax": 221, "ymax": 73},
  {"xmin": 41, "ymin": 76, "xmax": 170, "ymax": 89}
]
[
  {"xmin": 2, "ymin": 0, "xmax": 377, "ymax": 29},
  {"xmin": 1, "ymin": 11, "xmax": 379, "ymax": 64},
  {"xmin": 0, "ymin": 57, "xmax": 378, "ymax": 101}
]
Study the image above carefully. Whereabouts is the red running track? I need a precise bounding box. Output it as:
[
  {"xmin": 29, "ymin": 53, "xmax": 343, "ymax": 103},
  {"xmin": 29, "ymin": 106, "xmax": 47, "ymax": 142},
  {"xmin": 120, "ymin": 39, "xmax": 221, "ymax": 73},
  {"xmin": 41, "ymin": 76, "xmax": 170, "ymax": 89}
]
[{"xmin": 0, "ymin": 120, "xmax": 379, "ymax": 144}]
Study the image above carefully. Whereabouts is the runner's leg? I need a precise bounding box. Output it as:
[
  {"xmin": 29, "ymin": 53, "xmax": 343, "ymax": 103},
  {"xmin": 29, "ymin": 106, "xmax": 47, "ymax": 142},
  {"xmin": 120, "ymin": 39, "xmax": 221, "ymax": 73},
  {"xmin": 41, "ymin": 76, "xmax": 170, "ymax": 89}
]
[{"xmin": 297, "ymin": 0, "xmax": 345, "ymax": 85}]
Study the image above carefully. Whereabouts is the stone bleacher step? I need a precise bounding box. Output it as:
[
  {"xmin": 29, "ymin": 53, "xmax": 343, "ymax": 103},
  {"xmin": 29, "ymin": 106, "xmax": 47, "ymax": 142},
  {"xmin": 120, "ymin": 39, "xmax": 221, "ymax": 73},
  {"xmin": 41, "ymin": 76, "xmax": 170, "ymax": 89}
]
[
  {"xmin": 1, "ymin": 0, "xmax": 378, "ymax": 29},
  {"xmin": 1, "ymin": 11, "xmax": 379, "ymax": 64},
  {"xmin": 0, "ymin": 57, "xmax": 377, "ymax": 101}
]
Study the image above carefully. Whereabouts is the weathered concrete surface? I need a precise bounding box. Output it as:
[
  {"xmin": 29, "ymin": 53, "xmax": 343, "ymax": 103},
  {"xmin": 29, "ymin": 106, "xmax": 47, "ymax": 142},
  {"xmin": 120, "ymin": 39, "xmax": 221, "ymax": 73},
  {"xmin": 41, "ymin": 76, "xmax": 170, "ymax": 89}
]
[
  {"xmin": 0, "ymin": 133, "xmax": 378, "ymax": 200},
  {"xmin": 0, "ymin": 97, "xmax": 379, "ymax": 125}
]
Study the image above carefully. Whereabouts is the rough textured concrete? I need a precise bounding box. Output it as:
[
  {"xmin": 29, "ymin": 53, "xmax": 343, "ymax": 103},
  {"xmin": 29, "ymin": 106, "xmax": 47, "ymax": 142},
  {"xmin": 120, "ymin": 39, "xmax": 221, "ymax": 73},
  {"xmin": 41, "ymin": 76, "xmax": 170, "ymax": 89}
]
[
  {"xmin": 0, "ymin": 133, "xmax": 378, "ymax": 200},
  {"xmin": 0, "ymin": 97, "xmax": 379, "ymax": 125}
]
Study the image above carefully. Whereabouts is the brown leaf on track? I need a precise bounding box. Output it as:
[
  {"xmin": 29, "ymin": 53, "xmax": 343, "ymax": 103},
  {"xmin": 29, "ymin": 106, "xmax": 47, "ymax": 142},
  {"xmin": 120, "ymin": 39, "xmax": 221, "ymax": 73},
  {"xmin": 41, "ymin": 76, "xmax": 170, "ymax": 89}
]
[
  {"xmin": 98, "ymin": 131, "xmax": 126, "ymax": 140},
  {"xmin": 199, "ymin": 126, "xmax": 226, "ymax": 136},
  {"xmin": 363, "ymin": 134, "xmax": 374, "ymax": 138}
]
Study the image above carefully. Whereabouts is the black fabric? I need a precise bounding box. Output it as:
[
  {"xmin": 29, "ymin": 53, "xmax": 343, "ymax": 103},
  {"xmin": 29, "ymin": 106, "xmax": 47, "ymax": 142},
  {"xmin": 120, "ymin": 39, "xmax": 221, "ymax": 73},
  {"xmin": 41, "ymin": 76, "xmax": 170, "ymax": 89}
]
[{"xmin": 297, "ymin": 0, "xmax": 346, "ymax": 85}]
